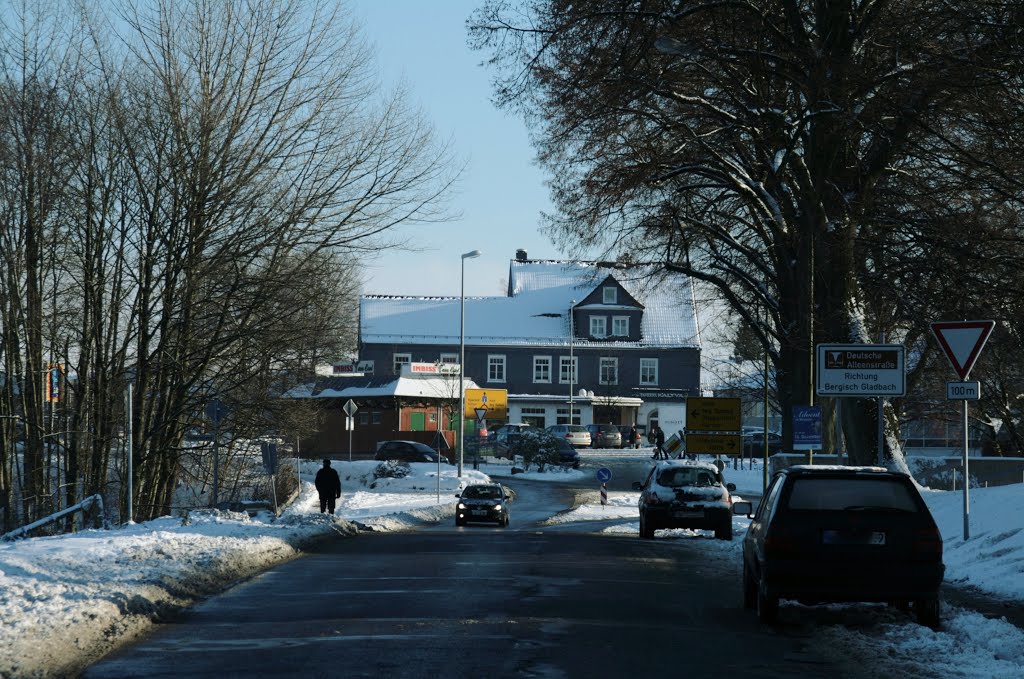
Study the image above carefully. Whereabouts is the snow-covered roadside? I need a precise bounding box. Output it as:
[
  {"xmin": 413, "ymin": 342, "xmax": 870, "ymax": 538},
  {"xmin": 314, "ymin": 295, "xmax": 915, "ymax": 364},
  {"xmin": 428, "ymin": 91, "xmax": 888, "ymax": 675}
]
[{"xmin": 0, "ymin": 460, "xmax": 480, "ymax": 679}]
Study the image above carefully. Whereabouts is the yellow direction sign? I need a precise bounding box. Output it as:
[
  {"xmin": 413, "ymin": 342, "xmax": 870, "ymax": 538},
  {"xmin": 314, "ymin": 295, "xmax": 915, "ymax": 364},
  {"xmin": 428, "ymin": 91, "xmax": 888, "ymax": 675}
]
[
  {"xmin": 685, "ymin": 433, "xmax": 742, "ymax": 456},
  {"xmin": 686, "ymin": 397, "xmax": 741, "ymax": 432},
  {"xmin": 464, "ymin": 388, "xmax": 507, "ymax": 421}
]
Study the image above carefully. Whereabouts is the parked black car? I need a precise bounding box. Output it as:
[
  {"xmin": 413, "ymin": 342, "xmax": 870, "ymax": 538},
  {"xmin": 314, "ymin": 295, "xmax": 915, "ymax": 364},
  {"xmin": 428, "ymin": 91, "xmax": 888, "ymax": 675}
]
[
  {"xmin": 735, "ymin": 465, "xmax": 945, "ymax": 628},
  {"xmin": 741, "ymin": 430, "xmax": 783, "ymax": 457},
  {"xmin": 632, "ymin": 460, "xmax": 737, "ymax": 540},
  {"xmin": 585, "ymin": 423, "xmax": 622, "ymax": 448},
  {"xmin": 374, "ymin": 440, "xmax": 448, "ymax": 464},
  {"xmin": 455, "ymin": 483, "xmax": 512, "ymax": 527}
]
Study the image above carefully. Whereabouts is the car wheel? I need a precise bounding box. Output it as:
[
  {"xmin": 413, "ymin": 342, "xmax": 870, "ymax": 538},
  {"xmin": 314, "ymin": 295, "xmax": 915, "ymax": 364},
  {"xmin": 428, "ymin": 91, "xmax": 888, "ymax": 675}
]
[
  {"xmin": 714, "ymin": 519, "xmax": 733, "ymax": 541},
  {"xmin": 455, "ymin": 518, "xmax": 464, "ymax": 527},
  {"xmin": 639, "ymin": 512, "xmax": 655, "ymax": 539},
  {"xmin": 756, "ymin": 576, "xmax": 778, "ymax": 624},
  {"xmin": 914, "ymin": 597, "xmax": 941, "ymax": 629},
  {"xmin": 889, "ymin": 599, "xmax": 911, "ymax": 613},
  {"xmin": 742, "ymin": 562, "xmax": 757, "ymax": 610}
]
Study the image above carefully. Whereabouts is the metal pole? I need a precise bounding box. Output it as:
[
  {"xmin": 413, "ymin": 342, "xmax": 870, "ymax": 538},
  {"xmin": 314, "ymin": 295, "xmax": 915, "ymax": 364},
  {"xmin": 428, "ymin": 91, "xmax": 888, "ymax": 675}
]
[
  {"xmin": 459, "ymin": 259, "xmax": 466, "ymax": 478},
  {"xmin": 962, "ymin": 398, "xmax": 970, "ymax": 540},
  {"xmin": 762, "ymin": 302, "xmax": 770, "ymax": 493},
  {"xmin": 876, "ymin": 331, "xmax": 886, "ymax": 467},
  {"xmin": 458, "ymin": 250, "xmax": 480, "ymax": 476},
  {"xmin": 569, "ymin": 300, "xmax": 575, "ymax": 424},
  {"xmin": 126, "ymin": 383, "xmax": 133, "ymax": 524},
  {"xmin": 212, "ymin": 407, "xmax": 220, "ymax": 507}
]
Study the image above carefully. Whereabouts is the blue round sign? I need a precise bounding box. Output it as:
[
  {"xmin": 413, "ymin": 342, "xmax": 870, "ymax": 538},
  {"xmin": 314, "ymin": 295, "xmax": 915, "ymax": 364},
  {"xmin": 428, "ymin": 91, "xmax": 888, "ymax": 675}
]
[{"xmin": 596, "ymin": 467, "xmax": 612, "ymax": 483}]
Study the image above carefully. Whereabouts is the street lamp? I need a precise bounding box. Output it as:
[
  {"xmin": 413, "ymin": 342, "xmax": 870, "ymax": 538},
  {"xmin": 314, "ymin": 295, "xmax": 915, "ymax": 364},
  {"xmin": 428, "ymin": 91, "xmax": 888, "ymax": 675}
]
[
  {"xmin": 458, "ymin": 249, "xmax": 482, "ymax": 477},
  {"xmin": 568, "ymin": 299, "xmax": 576, "ymax": 424}
]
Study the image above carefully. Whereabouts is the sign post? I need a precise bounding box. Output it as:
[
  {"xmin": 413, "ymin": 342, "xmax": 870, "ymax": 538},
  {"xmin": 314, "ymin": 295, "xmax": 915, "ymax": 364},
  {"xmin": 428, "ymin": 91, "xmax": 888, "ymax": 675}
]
[
  {"xmin": 931, "ymin": 320, "xmax": 995, "ymax": 541},
  {"xmin": 343, "ymin": 399, "xmax": 358, "ymax": 462},
  {"xmin": 596, "ymin": 468, "xmax": 612, "ymax": 508}
]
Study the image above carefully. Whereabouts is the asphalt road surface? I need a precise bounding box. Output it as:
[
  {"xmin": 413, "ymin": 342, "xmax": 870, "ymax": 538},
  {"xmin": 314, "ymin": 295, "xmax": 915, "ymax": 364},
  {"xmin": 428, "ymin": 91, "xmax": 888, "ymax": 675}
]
[{"xmin": 83, "ymin": 460, "xmax": 866, "ymax": 679}]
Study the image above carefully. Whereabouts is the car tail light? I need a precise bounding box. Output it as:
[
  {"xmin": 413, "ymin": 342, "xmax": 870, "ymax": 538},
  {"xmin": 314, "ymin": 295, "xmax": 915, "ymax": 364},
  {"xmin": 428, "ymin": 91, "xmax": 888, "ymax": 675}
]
[
  {"xmin": 912, "ymin": 525, "xmax": 943, "ymax": 557},
  {"xmin": 764, "ymin": 523, "xmax": 801, "ymax": 558}
]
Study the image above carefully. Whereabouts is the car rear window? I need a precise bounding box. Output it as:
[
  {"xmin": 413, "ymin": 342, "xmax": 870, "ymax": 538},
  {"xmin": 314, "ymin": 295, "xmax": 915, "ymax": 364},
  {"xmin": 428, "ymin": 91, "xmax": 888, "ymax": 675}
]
[
  {"xmin": 656, "ymin": 467, "xmax": 718, "ymax": 487},
  {"xmin": 785, "ymin": 477, "xmax": 920, "ymax": 512}
]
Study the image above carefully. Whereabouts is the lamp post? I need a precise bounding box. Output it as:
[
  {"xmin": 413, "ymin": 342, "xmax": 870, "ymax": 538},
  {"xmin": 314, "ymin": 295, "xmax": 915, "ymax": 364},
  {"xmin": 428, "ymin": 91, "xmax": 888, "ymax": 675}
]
[
  {"xmin": 568, "ymin": 299, "xmax": 576, "ymax": 424},
  {"xmin": 458, "ymin": 249, "xmax": 482, "ymax": 477}
]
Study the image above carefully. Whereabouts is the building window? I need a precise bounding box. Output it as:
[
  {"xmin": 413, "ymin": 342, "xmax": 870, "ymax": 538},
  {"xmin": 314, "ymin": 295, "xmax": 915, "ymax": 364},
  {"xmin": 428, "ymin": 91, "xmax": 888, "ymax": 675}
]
[
  {"xmin": 488, "ymin": 355, "xmax": 506, "ymax": 382},
  {"xmin": 640, "ymin": 358, "xmax": 659, "ymax": 385},
  {"xmin": 590, "ymin": 316, "xmax": 607, "ymax": 338},
  {"xmin": 439, "ymin": 353, "xmax": 458, "ymax": 364},
  {"xmin": 359, "ymin": 412, "xmax": 369, "ymax": 425},
  {"xmin": 612, "ymin": 316, "xmax": 629, "ymax": 336},
  {"xmin": 559, "ymin": 356, "xmax": 577, "ymax": 384},
  {"xmin": 429, "ymin": 412, "xmax": 437, "ymax": 423},
  {"xmin": 603, "ymin": 286, "xmax": 617, "ymax": 304},
  {"xmin": 393, "ymin": 353, "xmax": 411, "ymax": 374},
  {"xmin": 556, "ymin": 406, "xmax": 582, "ymax": 425},
  {"xmin": 533, "ymin": 356, "xmax": 552, "ymax": 383},
  {"xmin": 371, "ymin": 411, "xmax": 382, "ymax": 424},
  {"xmin": 600, "ymin": 357, "xmax": 618, "ymax": 385}
]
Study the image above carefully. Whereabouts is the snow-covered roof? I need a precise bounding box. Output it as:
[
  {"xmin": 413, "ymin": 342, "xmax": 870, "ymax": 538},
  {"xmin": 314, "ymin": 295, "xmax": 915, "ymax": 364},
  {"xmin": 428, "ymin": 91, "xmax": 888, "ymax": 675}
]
[
  {"xmin": 295, "ymin": 374, "xmax": 481, "ymax": 400},
  {"xmin": 360, "ymin": 259, "xmax": 700, "ymax": 348}
]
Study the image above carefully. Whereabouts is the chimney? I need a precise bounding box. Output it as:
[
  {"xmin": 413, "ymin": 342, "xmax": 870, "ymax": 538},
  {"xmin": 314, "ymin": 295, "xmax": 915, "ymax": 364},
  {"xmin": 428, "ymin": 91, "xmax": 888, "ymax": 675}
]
[{"xmin": 515, "ymin": 249, "xmax": 528, "ymax": 261}]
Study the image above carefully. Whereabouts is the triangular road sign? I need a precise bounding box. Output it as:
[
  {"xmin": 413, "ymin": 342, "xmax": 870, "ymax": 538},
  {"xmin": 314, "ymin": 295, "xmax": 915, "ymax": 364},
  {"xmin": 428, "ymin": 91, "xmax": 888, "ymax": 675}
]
[{"xmin": 931, "ymin": 320, "xmax": 995, "ymax": 380}]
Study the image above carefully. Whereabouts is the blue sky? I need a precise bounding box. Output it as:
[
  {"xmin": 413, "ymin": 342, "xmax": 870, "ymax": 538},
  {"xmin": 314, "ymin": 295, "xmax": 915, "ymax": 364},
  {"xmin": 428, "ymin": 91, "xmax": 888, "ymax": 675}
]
[{"xmin": 353, "ymin": 0, "xmax": 563, "ymax": 298}]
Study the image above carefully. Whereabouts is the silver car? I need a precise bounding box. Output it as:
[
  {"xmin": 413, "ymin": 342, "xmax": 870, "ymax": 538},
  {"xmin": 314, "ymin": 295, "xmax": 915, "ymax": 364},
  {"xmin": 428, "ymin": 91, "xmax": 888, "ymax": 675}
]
[{"xmin": 545, "ymin": 424, "xmax": 592, "ymax": 448}]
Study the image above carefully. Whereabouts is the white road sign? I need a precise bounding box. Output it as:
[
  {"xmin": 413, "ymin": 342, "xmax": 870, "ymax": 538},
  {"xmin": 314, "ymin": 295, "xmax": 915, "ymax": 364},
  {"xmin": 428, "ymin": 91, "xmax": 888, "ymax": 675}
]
[{"xmin": 816, "ymin": 344, "xmax": 906, "ymax": 397}]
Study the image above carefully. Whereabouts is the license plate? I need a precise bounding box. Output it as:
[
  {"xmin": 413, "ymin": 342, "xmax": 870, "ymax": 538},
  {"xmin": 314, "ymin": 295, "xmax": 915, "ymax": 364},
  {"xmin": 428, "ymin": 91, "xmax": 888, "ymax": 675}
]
[
  {"xmin": 471, "ymin": 510, "xmax": 487, "ymax": 516},
  {"xmin": 822, "ymin": 529, "xmax": 886, "ymax": 545},
  {"xmin": 673, "ymin": 510, "xmax": 703, "ymax": 518}
]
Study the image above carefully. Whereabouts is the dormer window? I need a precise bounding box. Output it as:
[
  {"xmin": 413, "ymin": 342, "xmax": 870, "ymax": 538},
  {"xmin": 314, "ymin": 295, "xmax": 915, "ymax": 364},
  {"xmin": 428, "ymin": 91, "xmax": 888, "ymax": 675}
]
[
  {"xmin": 590, "ymin": 316, "xmax": 607, "ymax": 338},
  {"xmin": 603, "ymin": 286, "xmax": 617, "ymax": 304}
]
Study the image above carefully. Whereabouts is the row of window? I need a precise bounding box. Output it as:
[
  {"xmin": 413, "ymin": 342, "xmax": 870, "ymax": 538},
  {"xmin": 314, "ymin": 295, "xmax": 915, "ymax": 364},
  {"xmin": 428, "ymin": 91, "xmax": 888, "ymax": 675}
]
[
  {"xmin": 393, "ymin": 353, "xmax": 659, "ymax": 386},
  {"xmin": 589, "ymin": 315, "xmax": 630, "ymax": 338}
]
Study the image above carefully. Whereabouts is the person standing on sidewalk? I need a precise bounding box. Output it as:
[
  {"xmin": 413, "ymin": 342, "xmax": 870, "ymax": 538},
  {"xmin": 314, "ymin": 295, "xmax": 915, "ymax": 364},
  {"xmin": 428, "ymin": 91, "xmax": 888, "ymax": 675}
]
[
  {"xmin": 655, "ymin": 426, "xmax": 666, "ymax": 459},
  {"xmin": 315, "ymin": 459, "xmax": 342, "ymax": 514}
]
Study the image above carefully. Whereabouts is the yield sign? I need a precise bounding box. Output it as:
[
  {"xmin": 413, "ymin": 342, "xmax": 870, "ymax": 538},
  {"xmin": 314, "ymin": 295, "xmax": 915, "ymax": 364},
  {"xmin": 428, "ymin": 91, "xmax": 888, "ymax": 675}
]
[{"xmin": 931, "ymin": 320, "xmax": 995, "ymax": 380}]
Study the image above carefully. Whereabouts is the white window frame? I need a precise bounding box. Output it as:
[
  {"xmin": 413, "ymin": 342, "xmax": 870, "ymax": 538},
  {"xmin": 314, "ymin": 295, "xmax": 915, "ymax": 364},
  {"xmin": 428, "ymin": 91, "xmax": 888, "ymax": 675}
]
[
  {"xmin": 393, "ymin": 353, "xmax": 411, "ymax": 374},
  {"xmin": 533, "ymin": 355, "xmax": 552, "ymax": 383},
  {"xmin": 612, "ymin": 316, "xmax": 629, "ymax": 336},
  {"xmin": 488, "ymin": 354, "xmax": 506, "ymax": 383},
  {"xmin": 603, "ymin": 286, "xmax": 617, "ymax": 304},
  {"xmin": 640, "ymin": 358, "xmax": 659, "ymax": 386},
  {"xmin": 599, "ymin": 357, "xmax": 618, "ymax": 385},
  {"xmin": 559, "ymin": 356, "xmax": 577, "ymax": 384},
  {"xmin": 439, "ymin": 353, "xmax": 458, "ymax": 364},
  {"xmin": 590, "ymin": 316, "xmax": 607, "ymax": 338}
]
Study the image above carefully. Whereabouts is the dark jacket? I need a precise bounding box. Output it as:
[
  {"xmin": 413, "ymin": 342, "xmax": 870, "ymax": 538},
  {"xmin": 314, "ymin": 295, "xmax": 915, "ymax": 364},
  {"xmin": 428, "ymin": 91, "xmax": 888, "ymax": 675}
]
[
  {"xmin": 315, "ymin": 465, "xmax": 341, "ymax": 498},
  {"xmin": 655, "ymin": 428, "xmax": 665, "ymax": 447}
]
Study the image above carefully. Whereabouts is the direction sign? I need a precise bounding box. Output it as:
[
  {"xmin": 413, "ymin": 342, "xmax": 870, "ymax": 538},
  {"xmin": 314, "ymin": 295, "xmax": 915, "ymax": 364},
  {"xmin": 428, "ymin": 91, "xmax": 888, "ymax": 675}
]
[
  {"xmin": 686, "ymin": 397, "xmax": 741, "ymax": 432},
  {"xmin": 931, "ymin": 320, "xmax": 995, "ymax": 380},
  {"xmin": 685, "ymin": 433, "xmax": 741, "ymax": 456},
  {"xmin": 343, "ymin": 399, "xmax": 358, "ymax": 417},
  {"xmin": 816, "ymin": 344, "xmax": 906, "ymax": 396},
  {"xmin": 596, "ymin": 467, "xmax": 612, "ymax": 483},
  {"xmin": 464, "ymin": 388, "xmax": 507, "ymax": 421}
]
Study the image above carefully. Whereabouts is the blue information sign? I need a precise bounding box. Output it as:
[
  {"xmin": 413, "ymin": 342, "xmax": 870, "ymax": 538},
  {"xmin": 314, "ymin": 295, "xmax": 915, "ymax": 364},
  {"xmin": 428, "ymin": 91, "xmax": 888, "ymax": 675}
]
[
  {"xmin": 792, "ymin": 406, "xmax": 822, "ymax": 450},
  {"xmin": 596, "ymin": 467, "xmax": 612, "ymax": 483}
]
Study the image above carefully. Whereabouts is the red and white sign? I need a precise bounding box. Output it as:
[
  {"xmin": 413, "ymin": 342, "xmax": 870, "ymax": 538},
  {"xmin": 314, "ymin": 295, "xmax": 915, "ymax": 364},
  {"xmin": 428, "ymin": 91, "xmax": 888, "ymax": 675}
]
[{"xmin": 931, "ymin": 320, "xmax": 995, "ymax": 380}]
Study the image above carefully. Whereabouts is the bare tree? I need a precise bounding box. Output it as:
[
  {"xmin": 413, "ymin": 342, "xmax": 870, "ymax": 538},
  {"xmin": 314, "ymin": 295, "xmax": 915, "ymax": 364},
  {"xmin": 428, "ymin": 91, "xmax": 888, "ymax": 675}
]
[{"xmin": 470, "ymin": 0, "xmax": 1024, "ymax": 466}]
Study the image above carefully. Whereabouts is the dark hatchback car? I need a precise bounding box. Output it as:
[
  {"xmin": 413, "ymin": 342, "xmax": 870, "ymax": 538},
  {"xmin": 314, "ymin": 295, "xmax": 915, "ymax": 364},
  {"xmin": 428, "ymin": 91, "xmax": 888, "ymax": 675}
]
[
  {"xmin": 455, "ymin": 483, "xmax": 512, "ymax": 527},
  {"xmin": 735, "ymin": 465, "xmax": 945, "ymax": 628},
  {"xmin": 585, "ymin": 423, "xmax": 622, "ymax": 448},
  {"xmin": 374, "ymin": 440, "xmax": 448, "ymax": 464},
  {"xmin": 741, "ymin": 430, "xmax": 783, "ymax": 457},
  {"xmin": 632, "ymin": 460, "xmax": 737, "ymax": 540}
]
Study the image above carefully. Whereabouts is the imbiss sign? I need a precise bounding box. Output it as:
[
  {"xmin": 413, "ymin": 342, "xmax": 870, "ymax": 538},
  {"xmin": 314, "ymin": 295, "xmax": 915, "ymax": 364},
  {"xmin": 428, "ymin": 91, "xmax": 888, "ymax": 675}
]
[{"xmin": 815, "ymin": 344, "xmax": 906, "ymax": 397}]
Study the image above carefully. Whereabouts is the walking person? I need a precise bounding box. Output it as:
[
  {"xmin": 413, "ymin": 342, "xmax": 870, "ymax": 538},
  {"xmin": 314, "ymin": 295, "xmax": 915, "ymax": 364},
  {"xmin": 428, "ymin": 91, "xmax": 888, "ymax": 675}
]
[
  {"xmin": 315, "ymin": 459, "xmax": 342, "ymax": 514},
  {"xmin": 655, "ymin": 426, "xmax": 666, "ymax": 459},
  {"xmin": 629, "ymin": 424, "xmax": 640, "ymax": 450}
]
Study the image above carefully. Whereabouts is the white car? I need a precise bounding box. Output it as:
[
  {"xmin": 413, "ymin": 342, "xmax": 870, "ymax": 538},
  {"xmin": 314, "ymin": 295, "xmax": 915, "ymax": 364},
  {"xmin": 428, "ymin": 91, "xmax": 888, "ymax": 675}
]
[{"xmin": 545, "ymin": 424, "xmax": 592, "ymax": 448}]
